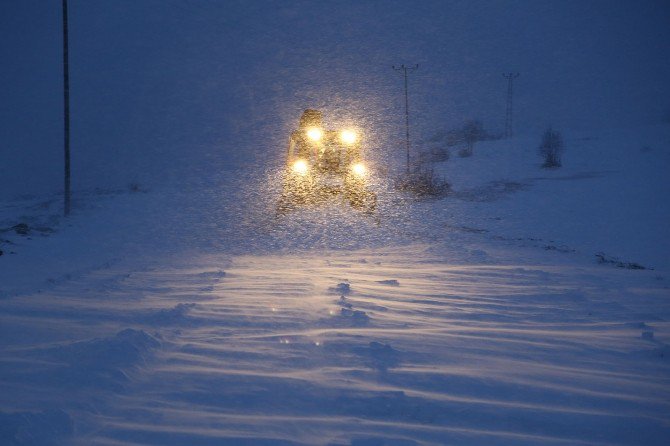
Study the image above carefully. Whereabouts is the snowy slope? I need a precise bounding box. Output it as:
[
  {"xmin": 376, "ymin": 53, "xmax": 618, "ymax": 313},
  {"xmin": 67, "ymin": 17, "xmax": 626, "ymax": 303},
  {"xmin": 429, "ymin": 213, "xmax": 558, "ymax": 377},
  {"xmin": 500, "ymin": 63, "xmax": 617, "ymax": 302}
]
[
  {"xmin": 2, "ymin": 123, "xmax": 669, "ymax": 445},
  {"xmin": 427, "ymin": 124, "xmax": 670, "ymax": 271}
]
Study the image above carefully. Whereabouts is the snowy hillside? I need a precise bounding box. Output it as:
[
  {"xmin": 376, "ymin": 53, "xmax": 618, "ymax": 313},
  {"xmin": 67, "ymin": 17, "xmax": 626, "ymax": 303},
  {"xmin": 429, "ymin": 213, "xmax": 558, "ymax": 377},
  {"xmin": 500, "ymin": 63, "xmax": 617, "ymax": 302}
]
[
  {"xmin": 2, "ymin": 122, "xmax": 669, "ymax": 445},
  {"xmin": 432, "ymin": 124, "xmax": 670, "ymax": 271}
]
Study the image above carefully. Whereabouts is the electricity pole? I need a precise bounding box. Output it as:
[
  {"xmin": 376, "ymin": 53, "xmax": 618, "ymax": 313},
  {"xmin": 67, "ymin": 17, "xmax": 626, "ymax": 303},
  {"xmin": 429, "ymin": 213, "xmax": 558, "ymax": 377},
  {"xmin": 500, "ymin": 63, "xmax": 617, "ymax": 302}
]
[
  {"xmin": 503, "ymin": 72, "xmax": 519, "ymax": 138},
  {"xmin": 63, "ymin": 0, "xmax": 71, "ymax": 216},
  {"xmin": 393, "ymin": 64, "xmax": 418, "ymax": 174}
]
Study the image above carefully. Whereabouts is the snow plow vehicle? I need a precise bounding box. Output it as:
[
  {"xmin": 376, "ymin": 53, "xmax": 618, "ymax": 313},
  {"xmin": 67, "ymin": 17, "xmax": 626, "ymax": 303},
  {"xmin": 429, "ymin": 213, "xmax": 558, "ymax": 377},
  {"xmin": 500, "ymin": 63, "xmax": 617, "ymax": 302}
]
[{"xmin": 277, "ymin": 109, "xmax": 376, "ymax": 215}]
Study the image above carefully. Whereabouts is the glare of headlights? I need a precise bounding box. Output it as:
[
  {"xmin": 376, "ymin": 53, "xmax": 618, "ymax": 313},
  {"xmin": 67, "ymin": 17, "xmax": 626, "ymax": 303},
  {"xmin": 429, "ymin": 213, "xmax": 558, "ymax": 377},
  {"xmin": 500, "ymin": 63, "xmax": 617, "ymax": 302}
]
[
  {"xmin": 306, "ymin": 127, "xmax": 323, "ymax": 141},
  {"xmin": 351, "ymin": 163, "xmax": 366, "ymax": 176},
  {"xmin": 292, "ymin": 159, "xmax": 308, "ymax": 175},
  {"xmin": 340, "ymin": 129, "xmax": 357, "ymax": 144}
]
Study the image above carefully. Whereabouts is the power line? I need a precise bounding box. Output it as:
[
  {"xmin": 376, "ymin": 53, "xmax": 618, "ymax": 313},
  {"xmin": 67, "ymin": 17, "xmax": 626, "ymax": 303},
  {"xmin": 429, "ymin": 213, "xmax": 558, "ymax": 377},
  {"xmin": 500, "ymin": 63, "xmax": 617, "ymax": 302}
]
[
  {"xmin": 503, "ymin": 72, "xmax": 519, "ymax": 138},
  {"xmin": 393, "ymin": 64, "xmax": 418, "ymax": 174}
]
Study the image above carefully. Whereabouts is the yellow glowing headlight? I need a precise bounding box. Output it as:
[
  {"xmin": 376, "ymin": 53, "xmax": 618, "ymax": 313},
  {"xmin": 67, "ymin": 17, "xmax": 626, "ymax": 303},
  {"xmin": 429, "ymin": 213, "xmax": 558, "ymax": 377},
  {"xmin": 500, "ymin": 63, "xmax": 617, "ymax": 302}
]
[
  {"xmin": 340, "ymin": 129, "xmax": 358, "ymax": 144},
  {"xmin": 351, "ymin": 162, "xmax": 367, "ymax": 176},
  {"xmin": 306, "ymin": 127, "xmax": 323, "ymax": 141},
  {"xmin": 292, "ymin": 159, "xmax": 309, "ymax": 175}
]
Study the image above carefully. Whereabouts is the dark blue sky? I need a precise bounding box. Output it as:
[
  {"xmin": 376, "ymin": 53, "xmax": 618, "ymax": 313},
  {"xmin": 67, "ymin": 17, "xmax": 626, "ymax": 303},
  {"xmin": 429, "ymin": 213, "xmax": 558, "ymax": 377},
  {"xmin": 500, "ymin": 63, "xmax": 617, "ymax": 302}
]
[{"xmin": 2, "ymin": 0, "xmax": 669, "ymax": 198}]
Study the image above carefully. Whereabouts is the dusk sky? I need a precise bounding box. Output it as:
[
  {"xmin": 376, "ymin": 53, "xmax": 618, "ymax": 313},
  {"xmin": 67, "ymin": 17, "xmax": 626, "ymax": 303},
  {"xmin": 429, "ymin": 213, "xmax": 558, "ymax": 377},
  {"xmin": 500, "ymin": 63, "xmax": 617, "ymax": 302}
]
[{"xmin": 2, "ymin": 0, "xmax": 669, "ymax": 197}]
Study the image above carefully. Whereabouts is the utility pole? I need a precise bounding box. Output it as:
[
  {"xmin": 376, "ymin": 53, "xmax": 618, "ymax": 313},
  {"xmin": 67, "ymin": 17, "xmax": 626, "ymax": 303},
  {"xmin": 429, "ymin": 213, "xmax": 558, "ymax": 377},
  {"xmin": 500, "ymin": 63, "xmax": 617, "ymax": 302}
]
[
  {"xmin": 63, "ymin": 0, "xmax": 71, "ymax": 216},
  {"xmin": 393, "ymin": 64, "xmax": 418, "ymax": 174},
  {"xmin": 503, "ymin": 72, "xmax": 519, "ymax": 138}
]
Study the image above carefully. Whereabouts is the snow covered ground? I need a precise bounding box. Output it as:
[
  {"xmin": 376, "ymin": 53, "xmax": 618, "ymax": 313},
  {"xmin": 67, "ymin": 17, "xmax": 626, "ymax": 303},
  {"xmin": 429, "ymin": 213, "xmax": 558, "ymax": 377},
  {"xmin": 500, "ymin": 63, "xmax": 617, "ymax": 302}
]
[{"xmin": 1, "ymin": 124, "xmax": 669, "ymax": 445}]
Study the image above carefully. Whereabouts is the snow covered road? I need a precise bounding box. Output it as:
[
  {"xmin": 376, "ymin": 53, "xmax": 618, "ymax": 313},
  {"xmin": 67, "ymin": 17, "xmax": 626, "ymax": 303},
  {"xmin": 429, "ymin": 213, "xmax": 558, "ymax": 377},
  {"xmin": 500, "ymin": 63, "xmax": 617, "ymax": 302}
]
[
  {"xmin": 2, "ymin": 125, "xmax": 669, "ymax": 444},
  {"xmin": 2, "ymin": 241, "xmax": 668, "ymax": 445}
]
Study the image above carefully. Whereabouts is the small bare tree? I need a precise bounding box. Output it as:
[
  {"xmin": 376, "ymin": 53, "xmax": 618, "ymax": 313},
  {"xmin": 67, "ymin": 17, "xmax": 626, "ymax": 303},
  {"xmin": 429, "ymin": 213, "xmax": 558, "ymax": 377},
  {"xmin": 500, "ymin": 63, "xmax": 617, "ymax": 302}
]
[
  {"xmin": 539, "ymin": 127, "xmax": 563, "ymax": 168},
  {"xmin": 458, "ymin": 119, "xmax": 483, "ymax": 157}
]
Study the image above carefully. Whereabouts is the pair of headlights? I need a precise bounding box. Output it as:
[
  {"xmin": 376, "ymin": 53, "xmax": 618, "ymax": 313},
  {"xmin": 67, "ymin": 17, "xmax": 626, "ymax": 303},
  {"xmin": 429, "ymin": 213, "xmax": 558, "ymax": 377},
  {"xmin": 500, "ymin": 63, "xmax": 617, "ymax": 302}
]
[
  {"xmin": 306, "ymin": 127, "xmax": 358, "ymax": 145},
  {"xmin": 292, "ymin": 159, "xmax": 367, "ymax": 176}
]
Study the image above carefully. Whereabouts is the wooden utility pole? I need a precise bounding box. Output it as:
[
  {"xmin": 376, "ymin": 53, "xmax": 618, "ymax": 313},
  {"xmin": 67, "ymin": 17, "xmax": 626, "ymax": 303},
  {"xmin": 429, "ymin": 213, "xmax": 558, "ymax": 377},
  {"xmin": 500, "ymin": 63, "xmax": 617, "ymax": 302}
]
[{"xmin": 63, "ymin": 0, "xmax": 71, "ymax": 215}]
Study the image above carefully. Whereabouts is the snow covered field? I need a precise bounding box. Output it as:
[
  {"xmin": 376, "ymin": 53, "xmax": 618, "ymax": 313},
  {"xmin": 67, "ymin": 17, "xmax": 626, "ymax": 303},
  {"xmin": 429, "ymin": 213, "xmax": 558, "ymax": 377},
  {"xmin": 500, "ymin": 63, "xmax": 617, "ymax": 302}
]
[
  {"xmin": 3, "ymin": 1, "xmax": 670, "ymax": 443},
  {"xmin": 1, "ymin": 125, "xmax": 669, "ymax": 445}
]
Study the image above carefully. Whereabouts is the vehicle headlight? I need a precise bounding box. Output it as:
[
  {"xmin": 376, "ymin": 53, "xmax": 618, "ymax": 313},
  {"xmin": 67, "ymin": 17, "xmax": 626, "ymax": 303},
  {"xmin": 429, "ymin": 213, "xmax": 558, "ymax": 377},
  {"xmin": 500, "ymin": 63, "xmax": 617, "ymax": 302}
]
[
  {"xmin": 340, "ymin": 129, "xmax": 358, "ymax": 144},
  {"xmin": 306, "ymin": 127, "xmax": 323, "ymax": 141},
  {"xmin": 292, "ymin": 159, "xmax": 309, "ymax": 175},
  {"xmin": 351, "ymin": 162, "xmax": 366, "ymax": 176}
]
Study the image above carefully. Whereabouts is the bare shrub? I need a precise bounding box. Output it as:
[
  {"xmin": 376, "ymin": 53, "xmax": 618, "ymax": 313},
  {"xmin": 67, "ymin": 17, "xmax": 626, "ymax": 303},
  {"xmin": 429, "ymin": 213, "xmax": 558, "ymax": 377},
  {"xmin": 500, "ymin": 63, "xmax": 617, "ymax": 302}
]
[
  {"xmin": 430, "ymin": 119, "xmax": 499, "ymax": 157},
  {"xmin": 395, "ymin": 165, "xmax": 451, "ymax": 197},
  {"xmin": 418, "ymin": 147, "xmax": 450, "ymax": 163},
  {"xmin": 539, "ymin": 127, "xmax": 563, "ymax": 168}
]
